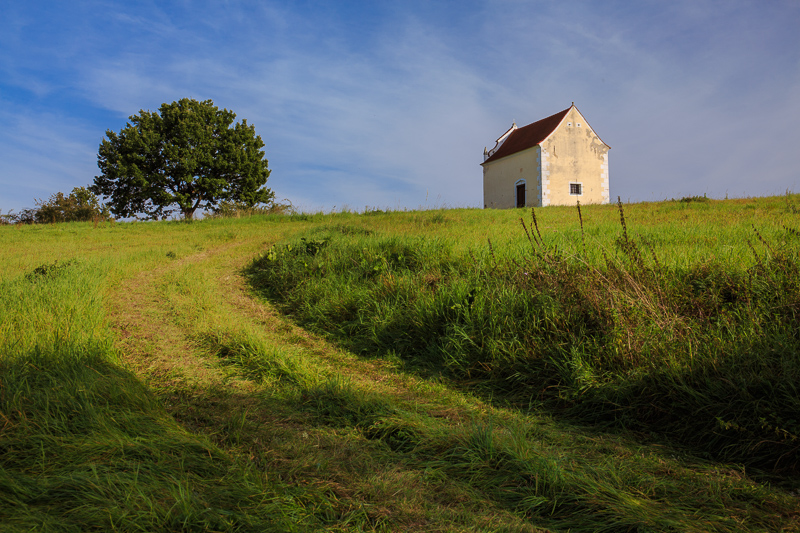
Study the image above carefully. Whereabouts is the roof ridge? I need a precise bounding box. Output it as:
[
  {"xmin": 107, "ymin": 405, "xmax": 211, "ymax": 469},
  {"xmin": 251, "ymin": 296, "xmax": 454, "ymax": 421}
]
[{"xmin": 481, "ymin": 106, "xmax": 571, "ymax": 165}]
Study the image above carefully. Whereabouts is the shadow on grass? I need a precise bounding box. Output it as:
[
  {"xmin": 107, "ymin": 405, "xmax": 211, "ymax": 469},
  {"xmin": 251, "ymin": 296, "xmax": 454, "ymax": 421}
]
[
  {"xmin": 160, "ymin": 334, "xmax": 800, "ymax": 533},
  {"xmin": 0, "ymin": 343, "xmax": 327, "ymax": 532}
]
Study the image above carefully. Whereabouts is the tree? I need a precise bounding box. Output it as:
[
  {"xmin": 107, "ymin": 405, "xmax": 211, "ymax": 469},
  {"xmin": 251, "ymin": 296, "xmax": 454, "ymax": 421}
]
[
  {"xmin": 34, "ymin": 187, "xmax": 111, "ymax": 223},
  {"xmin": 91, "ymin": 98, "xmax": 273, "ymax": 220}
]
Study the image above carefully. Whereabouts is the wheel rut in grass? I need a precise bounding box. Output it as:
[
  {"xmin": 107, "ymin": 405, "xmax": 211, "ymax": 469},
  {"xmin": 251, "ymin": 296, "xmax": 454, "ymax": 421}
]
[
  {"xmin": 108, "ymin": 240, "xmax": 247, "ymax": 386},
  {"xmin": 107, "ymin": 235, "xmax": 444, "ymax": 418}
]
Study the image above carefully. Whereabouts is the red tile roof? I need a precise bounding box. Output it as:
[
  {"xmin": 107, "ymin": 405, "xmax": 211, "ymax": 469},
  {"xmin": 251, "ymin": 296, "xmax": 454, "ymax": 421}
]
[{"xmin": 482, "ymin": 106, "xmax": 571, "ymax": 164}]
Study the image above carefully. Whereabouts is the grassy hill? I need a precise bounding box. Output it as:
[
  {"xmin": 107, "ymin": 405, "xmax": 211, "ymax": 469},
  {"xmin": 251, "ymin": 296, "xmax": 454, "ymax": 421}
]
[{"xmin": 2, "ymin": 195, "xmax": 799, "ymax": 532}]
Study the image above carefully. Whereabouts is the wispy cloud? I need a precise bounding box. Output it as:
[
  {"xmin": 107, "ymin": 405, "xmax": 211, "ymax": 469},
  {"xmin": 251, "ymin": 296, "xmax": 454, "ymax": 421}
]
[
  {"xmin": 1, "ymin": 0, "xmax": 798, "ymax": 214},
  {"xmin": 0, "ymin": 104, "xmax": 98, "ymax": 209}
]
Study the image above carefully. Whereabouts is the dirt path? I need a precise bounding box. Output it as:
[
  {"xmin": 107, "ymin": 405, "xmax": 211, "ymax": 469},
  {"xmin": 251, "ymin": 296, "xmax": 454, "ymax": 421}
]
[
  {"xmin": 105, "ymin": 234, "xmax": 424, "ymax": 408},
  {"xmin": 104, "ymin": 231, "xmax": 485, "ymax": 460},
  {"xmin": 107, "ymin": 240, "xmax": 251, "ymax": 385},
  {"xmin": 105, "ymin": 231, "xmax": 508, "ymax": 440}
]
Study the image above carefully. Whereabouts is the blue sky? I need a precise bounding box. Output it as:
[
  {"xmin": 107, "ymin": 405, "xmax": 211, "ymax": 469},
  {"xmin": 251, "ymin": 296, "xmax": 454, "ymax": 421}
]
[{"xmin": 1, "ymin": 1, "xmax": 799, "ymax": 214}]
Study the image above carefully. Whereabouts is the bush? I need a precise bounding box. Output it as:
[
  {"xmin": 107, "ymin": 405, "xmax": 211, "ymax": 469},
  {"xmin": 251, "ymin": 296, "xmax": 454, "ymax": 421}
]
[
  {"xmin": 34, "ymin": 187, "xmax": 112, "ymax": 223},
  {"xmin": 1, "ymin": 207, "xmax": 38, "ymax": 225}
]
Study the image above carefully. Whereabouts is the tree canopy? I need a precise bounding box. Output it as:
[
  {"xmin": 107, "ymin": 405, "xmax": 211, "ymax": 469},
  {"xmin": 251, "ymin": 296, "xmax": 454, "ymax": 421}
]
[{"xmin": 91, "ymin": 98, "xmax": 273, "ymax": 220}]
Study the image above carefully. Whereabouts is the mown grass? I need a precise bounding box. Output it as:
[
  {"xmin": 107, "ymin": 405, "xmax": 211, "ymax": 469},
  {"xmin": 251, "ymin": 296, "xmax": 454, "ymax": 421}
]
[{"xmin": 2, "ymin": 197, "xmax": 800, "ymax": 532}]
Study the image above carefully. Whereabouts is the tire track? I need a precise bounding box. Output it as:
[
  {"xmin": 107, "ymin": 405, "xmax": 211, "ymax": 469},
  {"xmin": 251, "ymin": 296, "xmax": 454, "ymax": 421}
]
[{"xmin": 107, "ymin": 240, "xmax": 250, "ymax": 385}]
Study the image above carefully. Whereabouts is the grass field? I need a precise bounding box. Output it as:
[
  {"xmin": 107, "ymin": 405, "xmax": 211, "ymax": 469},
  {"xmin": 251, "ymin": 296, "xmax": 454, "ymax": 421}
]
[{"xmin": 1, "ymin": 195, "xmax": 799, "ymax": 531}]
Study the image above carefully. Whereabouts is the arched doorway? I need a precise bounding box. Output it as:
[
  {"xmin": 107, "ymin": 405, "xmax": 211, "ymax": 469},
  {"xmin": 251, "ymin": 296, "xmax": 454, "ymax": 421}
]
[{"xmin": 515, "ymin": 180, "xmax": 526, "ymax": 208}]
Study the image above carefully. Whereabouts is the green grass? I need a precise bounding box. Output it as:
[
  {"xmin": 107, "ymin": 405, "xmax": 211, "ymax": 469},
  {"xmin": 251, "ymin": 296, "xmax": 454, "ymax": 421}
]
[
  {"xmin": 0, "ymin": 218, "xmax": 329, "ymax": 531},
  {"xmin": 2, "ymin": 196, "xmax": 800, "ymax": 531},
  {"xmin": 248, "ymin": 196, "xmax": 800, "ymax": 474},
  {"xmin": 0, "ymin": 343, "xmax": 318, "ymax": 532}
]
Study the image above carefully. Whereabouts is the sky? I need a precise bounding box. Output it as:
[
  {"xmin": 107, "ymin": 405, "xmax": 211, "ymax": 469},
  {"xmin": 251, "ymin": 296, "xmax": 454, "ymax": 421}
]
[{"xmin": 1, "ymin": 0, "xmax": 799, "ymax": 215}]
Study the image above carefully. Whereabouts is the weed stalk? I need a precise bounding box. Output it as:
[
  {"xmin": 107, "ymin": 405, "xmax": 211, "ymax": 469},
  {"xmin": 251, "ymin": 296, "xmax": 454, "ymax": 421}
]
[{"xmin": 576, "ymin": 201, "xmax": 586, "ymax": 257}]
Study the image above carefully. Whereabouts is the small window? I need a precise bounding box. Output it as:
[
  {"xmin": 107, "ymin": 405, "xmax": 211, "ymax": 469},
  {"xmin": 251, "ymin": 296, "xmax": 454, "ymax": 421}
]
[
  {"xmin": 570, "ymin": 183, "xmax": 582, "ymax": 195},
  {"xmin": 567, "ymin": 122, "xmax": 572, "ymax": 127},
  {"xmin": 577, "ymin": 123, "xmax": 581, "ymax": 127}
]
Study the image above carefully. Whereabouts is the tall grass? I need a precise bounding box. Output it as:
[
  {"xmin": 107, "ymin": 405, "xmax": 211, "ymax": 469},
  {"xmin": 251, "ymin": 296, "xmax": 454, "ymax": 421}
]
[
  {"xmin": 0, "ymin": 342, "xmax": 320, "ymax": 531},
  {"xmin": 248, "ymin": 197, "xmax": 800, "ymax": 473}
]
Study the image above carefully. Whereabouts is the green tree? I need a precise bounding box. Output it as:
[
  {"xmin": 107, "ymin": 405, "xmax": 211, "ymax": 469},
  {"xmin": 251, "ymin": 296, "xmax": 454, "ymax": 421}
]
[
  {"xmin": 35, "ymin": 187, "xmax": 111, "ymax": 223},
  {"xmin": 91, "ymin": 98, "xmax": 273, "ymax": 220}
]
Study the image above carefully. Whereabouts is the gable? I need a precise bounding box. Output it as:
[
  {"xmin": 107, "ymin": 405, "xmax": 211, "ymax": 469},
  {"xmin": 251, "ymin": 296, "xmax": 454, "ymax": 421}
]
[
  {"xmin": 482, "ymin": 107, "xmax": 570, "ymax": 165},
  {"xmin": 551, "ymin": 107, "xmax": 611, "ymax": 150}
]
